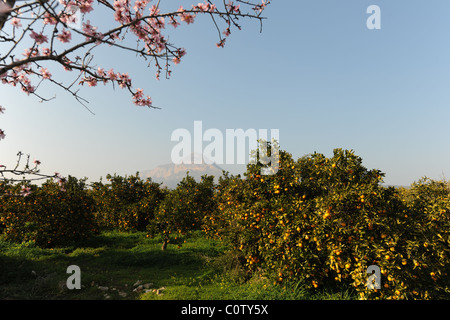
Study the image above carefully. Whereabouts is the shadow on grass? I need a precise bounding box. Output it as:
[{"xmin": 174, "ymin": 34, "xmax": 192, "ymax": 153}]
[
  {"xmin": 1, "ymin": 231, "xmax": 357, "ymax": 300},
  {"xmin": 68, "ymin": 231, "xmax": 218, "ymax": 268},
  {"xmin": 0, "ymin": 231, "xmax": 224, "ymax": 300}
]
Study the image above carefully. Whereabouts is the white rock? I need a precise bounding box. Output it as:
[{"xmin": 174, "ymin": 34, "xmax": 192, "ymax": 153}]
[
  {"xmin": 133, "ymin": 285, "xmax": 143, "ymax": 293},
  {"xmin": 143, "ymin": 283, "xmax": 153, "ymax": 289},
  {"xmin": 133, "ymin": 280, "xmax": 142, "ymax": 287}
]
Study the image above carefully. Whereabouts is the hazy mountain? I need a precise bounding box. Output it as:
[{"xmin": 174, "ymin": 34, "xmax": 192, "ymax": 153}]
[{"xmin": 141, "ymin": 153, "xmax": 224, "ymax": 189}]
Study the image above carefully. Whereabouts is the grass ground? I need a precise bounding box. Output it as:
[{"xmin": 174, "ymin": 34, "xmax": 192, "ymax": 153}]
[{"xmin": 0, "ymin": 231, "xmax": 356, "ymax": 300}]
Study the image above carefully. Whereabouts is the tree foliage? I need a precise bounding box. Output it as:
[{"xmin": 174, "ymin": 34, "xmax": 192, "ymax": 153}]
[
  {"xmin": 147, "ymin": 173, "xmax": 216, "ymax": 250},
  {"xmin": 205, "ymin": 148, "xmax": 450, "ymax": 299},
  {"xmin": 91, "ymin": 172, "xmax": 166, "ymax": 231}
]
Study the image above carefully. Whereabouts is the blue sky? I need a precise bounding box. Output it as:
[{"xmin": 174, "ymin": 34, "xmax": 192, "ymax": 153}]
[{"xmin": 1, "ymin": 0, "xmax": 450, "ymax": 186}]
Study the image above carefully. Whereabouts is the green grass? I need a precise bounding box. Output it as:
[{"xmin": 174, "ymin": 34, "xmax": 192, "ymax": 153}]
[{"xmin": 0, "ymin": 231, "xmax": 356, "ymax": 300}]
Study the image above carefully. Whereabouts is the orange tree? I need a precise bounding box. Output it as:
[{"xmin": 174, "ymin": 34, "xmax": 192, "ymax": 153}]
[
  {"xmin": 147, "ymin": 173, "xmax": 216, "ymax": 250},
  {"xmin": 203, "ymin": 171, "xmax": 244, "ymax": 245},
  {"xmin": 206, "ymin": 147, "xmax": 449, "ymax": 299},
  {"xmin": 91, "ymin": 173, "xmax": 166, "ymax": 231},
  {"xmin": 394, "ymin": 179, "xmax": 450, "ymax": 299},
  {"xmin": 0, "ymin": 176, "xmax": 98, "ymax": 247}
]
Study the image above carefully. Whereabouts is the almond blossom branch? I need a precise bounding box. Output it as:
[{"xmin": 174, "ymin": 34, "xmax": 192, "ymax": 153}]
[
  {"xmin": 0, "ymin": 0, "xmax": 270, "ymax": 115},
  {"xmin": 0, "ymin": 151, "xmax": 65, "ymax": 188}
]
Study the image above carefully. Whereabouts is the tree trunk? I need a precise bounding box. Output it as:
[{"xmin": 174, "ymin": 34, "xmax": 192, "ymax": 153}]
[{"xmin": 161, "ymin": 237, "xmax": 168, "ymax": 251}]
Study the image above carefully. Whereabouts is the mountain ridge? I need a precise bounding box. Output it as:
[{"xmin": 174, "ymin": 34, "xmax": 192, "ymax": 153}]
[{"xmin": 141, "ymin": 153, "xmax": 225, "ymax": 189}]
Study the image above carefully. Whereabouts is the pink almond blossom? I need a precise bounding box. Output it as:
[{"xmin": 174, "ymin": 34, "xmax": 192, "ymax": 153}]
[
  {"xmin": 41, "ymin": 47, "xmax": 51, "ymax": 56},
  {"xmin": 40, "ymin": 68, "xmax": 52, "ymax": 79},
  {"xmin": 226, "ymin": 1, "xmax": 240, "ymax": 13},
  {"xmin": 97, "ymin": 67, "xmax": 105, "ymax": 77},
  {"xmin": 177, "ymin": 6, "xmax": 196, "ymax": 24},
  {"xmin": 149, "ymin": 4, "xmax": 160, "ymax": 16},
  {"xmin": 10, "ymin": 17, "xmax": 22, "ymax": 28},
  {"xmin": 57, "ymin": 29, "xmax": 72, "ymax": 43},
  {"xmin": 20, "ymin": 186, "xmax": 32, "ymax": 197},
  {"xmin": 22, "ymin": 84, "xmax": 35, "ymax": 95},
  {"xmin": 30, "ymin": 31, "xmax": 48, "ymax": 45},
  {"xmin": 216, "ymin": 39, "xmax": 226, "ymax": 48},
  {"xmin": 194, "ymin": 2, "xmax": 213, "ymax": 12},
  {"xmin": 133, "ymin": 88, "xmax": 144, "ymax": 100},
  {"xmin": 114, "ymin": 0, "xmax": 131, "ymax": 23},
  {"xmin": 86, "ymin": 77, "xmax": 97, "ymax": 87},
  {"xmin": 118, "ymin": 72, "xmax": 131, "ymax": 88},
  {"xmin": 133, "ymin": 89, "xmax": 152, "ymax": 107},
  {"xmin": 223, "ymin": 28, "xmax": 231, "ymax": 37},
  {"xmin": 107, "ymin": 68, "xmax": 118, "ymax": 81},
  {"xmin": 134, "ymin": 0, "xmax": 147, "ymax": 12},
  {"xmin": 82, "ymin": 20, "xmax": 98, "ymax": 39},
  {"xmin": 23, "ymin": 48, "xmax": 39, "ymax": 58},
  {"xmin": 43, "ymin": 12, "xmax": 57, "ymax": 25},
  {"xmin": 169, "ymin": 16, "xmax": 180, "ymax": 28},
  {"xmin": 180, "ymin": 12, "xmax": 195, "ymax": 25},
  {"xmin": 79, "ymin": 0, "xmax": 94, "ymax": 14}
]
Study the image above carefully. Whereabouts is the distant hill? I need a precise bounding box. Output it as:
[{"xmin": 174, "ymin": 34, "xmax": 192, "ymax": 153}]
[{"xmin": 141, "ymin": 153, "xmax": 224, "ymax": 189}]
